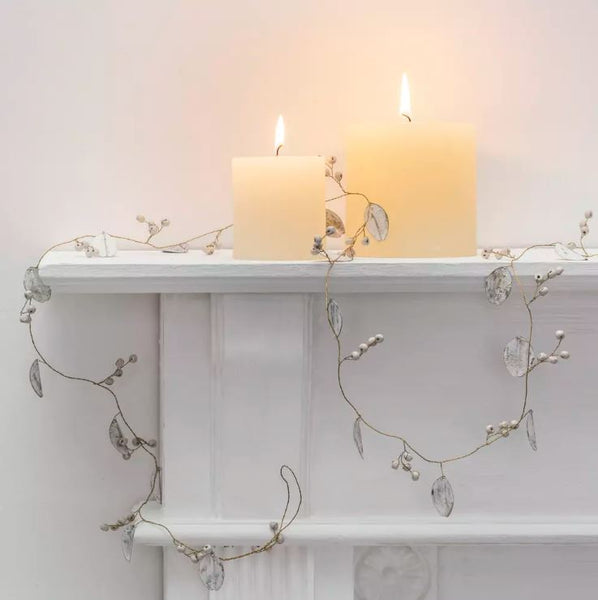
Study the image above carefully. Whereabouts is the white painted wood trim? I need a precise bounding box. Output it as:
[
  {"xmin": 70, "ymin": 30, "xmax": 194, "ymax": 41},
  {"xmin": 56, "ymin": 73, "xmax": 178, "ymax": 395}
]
[
  {"xmin": 298, "ymin": 294, "xmax": 315, "ymax": 517},
  {"xmin": 39, "ymin": 248, "xmax": 598, "ymax": 293},
  {"xmin": 209, "ymin": 294, "xmax": 223, "ymax": 518},
  {"xmin": 135, "ymin": 516, "xmax": 598, "ymax": 546}
]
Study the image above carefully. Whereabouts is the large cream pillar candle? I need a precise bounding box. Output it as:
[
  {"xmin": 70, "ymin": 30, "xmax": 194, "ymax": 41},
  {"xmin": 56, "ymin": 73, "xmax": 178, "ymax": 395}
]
[
  {"xmin": 233, "ymin": 118, "xmax": 325, "ymax": 260},
  {"xmin": 346, "ymin": 77, "xmax": 476, "ymax": 258}
]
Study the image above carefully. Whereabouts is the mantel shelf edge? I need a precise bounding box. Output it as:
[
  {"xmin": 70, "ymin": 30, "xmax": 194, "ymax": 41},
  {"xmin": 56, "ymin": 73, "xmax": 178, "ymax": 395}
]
[{"xmin": 38, "ymin": 248, "xmax": 598, "ymax": 294}]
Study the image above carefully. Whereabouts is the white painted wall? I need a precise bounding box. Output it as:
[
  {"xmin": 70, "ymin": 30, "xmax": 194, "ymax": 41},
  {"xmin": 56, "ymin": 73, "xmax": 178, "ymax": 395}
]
[{"xmin": 2, "ymin": 1, "xmax": 598, "ymax": 598}]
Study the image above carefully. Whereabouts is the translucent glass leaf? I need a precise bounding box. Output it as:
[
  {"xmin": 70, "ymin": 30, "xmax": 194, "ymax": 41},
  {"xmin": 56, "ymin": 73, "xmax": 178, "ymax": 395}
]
[
  {"xmin": 431, "ymin": 476, "xmax": 454, "ymax": 517},
  {"xmin": 29, "ymin": 359, "xmax": 43, "ymax": 397},
  {"xmin": 121, "ymin": 524, "xmax": 136, "ymax": 562},
  {"xmin": 162, "ymin": 244, "xmax": 189, "ymax": 254},
  {"xmin": 91, "ymin": 232, "xmax": 118, "ymax": 257},
  {"xmin": 526, "ymin": 410, "xmax": 537, "ymax": 451},
  {"xmin": 365, "ymin": 204, "xmax": 389, "ymax": 241},
  {"xmin": 327, "ymin": 299, "xmax": 343, "ymax": 337},
  {"xmin": 503, "ymin": 336, "xmax": 535, "ymax": 377},
  {"xmin": 24, "ymin": 267, "xmax": 51, "ymax": 303},
  {"xmin": 484, "ymin": 267, "xmax": 512, "ymax": 305},
  {"xmin": 554, "ymin": 243, "xmax": 585, "ymax": 261},
  {"xmin": 108, "ymin": 417, "xmax": 124, "ymax": 449},
  {"xmin": 109, "ymin": 417, "xmax": 131, "ymax": 459},
  {"xmin": 353, "ymin": 417, "xmax": 364, "ymax": 459},
  {"xmin": 326, "ymin": 209, "xmax": 345, "ymax": 237},
  {"xmin": 198, "ymin": 551, "xmax": 225, "ymax": 591},
  {"xmin": 151, "ymin": 472, "xmax": 163, "ymax": 504}
]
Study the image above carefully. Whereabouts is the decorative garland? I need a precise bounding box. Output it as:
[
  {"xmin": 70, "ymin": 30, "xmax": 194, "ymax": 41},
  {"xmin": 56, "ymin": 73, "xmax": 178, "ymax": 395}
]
[
  {"xmin": 318, "ymin": 161, "xmax": 594, "ymax": 517},
  {"xmin": 21, "ymin": 223, "xmax": 301, "ymax": 592},
  {"xmin": 20, "ymin": 158, "xmax": 594, "ymax": 589}
]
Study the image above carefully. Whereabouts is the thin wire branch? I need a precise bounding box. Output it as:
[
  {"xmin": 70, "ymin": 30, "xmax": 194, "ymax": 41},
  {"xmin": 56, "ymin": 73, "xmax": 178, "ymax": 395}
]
[
  {"xmin": 320, "ymin": 182, "xmax": 579, "ymax": 472},
  {"xmin": 25, "ymin": 217, "xmax": 300, "ymax": 581}
]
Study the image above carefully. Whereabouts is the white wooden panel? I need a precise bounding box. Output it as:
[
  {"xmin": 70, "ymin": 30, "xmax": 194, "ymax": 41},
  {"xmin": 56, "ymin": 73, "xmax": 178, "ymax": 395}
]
[
  {"xmin": 313, "ymin": 546, "xmax": 354, "ymax": 600},
  {"xmin": 310, "ymin": 290, "xmax": 598, "ymax": 519},
  {"xmin": 160, "ymin": 294, "xmax": 212, "ymax": 515},
  {"xmin": 154, "ymin": 275, "xmax": 598, "ymax": 598},
  {"xmin": 215, "ymin": 546, "xmax": 310, "ymax": 600},
  {"xmin": 214, "ymin": 294, "xmax": 310, "ymax": 518},
  {"xmin": 438, "ymin": 545, "xmax": 598, "ymax": 599}
]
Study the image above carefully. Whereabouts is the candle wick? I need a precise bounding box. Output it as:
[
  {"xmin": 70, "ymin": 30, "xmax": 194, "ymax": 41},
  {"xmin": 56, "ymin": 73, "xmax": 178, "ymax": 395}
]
[
  {"xmin": 275, "ymin": 144, "xmax": 283, "ymax": 156},
  {"xmin": 401, "ymin": 113, "xmax": 412, "ymax": 123}
]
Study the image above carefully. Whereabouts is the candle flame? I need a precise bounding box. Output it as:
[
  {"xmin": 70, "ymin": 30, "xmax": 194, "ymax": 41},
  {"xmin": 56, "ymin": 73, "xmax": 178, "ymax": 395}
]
[
  {"xmin": 275, "ymin": 115, "xmax": 285, "ymax": 154},
  {"xmin": 400, "ymin": 73, "xmax": 412, "ymax": 121}
]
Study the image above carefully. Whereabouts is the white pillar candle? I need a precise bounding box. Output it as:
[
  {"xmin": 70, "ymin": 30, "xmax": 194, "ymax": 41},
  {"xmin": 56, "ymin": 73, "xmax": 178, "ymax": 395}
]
[
  {"xmin": 346, "ymin": 75, "xmax": 476, "ymax": 258},
  {"xmin": 233, "ymin": 117, "xmax": 325, "ymax": 260}
]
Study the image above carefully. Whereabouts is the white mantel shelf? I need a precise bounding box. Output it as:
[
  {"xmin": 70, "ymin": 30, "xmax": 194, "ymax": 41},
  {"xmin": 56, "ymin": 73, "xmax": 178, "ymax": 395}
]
[
  {"xmin": 39, "ymin": 248, "xmax": 598, "ymax": 294},
  {"xmin": 134, "ymin": 515, "xmax": 598, "ymax": 546}
]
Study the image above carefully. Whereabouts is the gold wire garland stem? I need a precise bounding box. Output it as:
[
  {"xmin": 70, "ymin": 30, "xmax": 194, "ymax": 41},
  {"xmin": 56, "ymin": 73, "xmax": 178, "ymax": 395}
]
[
  {"xmin": 28, "ymin": 219, "xmax": 305, "ymax": 576},
  {"xmin": 322, "ymin": 228, "xmax": 554, "ymax": 468},
  {"xmin": 36, "ymin": 236, "xmax": 96, "ymax": 267},
  {"xmin": 35, "ymin": 225, "xmax": 234, "ymax": 269},
  {"xmin": 28, "ymin": 317, "xmax": 300, "ymax": 564},
  {"xmin": 325, "ymin": 191, "xmax": 371, "ymax": 205},
  {"xmin": 107, "ymin": 224, "xmax": 233, "ymax": 251}
]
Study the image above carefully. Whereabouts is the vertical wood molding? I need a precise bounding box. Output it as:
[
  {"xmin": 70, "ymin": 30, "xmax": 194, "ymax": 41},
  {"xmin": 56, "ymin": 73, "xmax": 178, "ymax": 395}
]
[
  {"xmin": 210, "ymin": 293, "xmax": 224, "ymax": 518},
  {"xmin": 159, "ymin": 294, "xmax": 166, "ymax": 500},
  {"xmin": 213, "ymin": 546, "xmax": 310, "ymax": 600},
  {"xmin": 299, "ymin": 293, "xmax": 315, "ymax": 517}
]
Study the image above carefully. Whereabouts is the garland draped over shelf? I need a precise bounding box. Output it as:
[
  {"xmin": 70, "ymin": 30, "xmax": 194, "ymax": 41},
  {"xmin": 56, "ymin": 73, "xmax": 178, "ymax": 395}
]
[{"xmin": 20, "ymin": 157, "xmax": 595, "ymax": 590}]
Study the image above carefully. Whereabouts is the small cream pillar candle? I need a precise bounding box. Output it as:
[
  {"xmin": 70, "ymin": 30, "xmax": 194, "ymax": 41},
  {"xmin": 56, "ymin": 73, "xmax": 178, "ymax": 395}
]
[
  {"xmin": 233, "ymin": 117, "xmax": 325, "ymax": 260},
  {"xmin": 346, "ymin": 76, "xmax": 476, "ymax": 258}
]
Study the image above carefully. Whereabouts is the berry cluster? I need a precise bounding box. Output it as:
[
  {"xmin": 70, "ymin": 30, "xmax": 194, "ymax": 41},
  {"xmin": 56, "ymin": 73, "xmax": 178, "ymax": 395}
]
[
  {"xmin": 19, "ymin": 300, "xmax": 36, "ymax": 323},
  {"xmin": 176, "ymin": 542, "xmax": 214, "ymax": 563},
  {"xmin": 347, "ymin": 333, "xmax": 384, "ymax": 360},
  {"xmin": 486, "ymin": 420, "xmax": 519, "ymax": 438},
  {"xmin": 535, "ymin": 330, "xmax": 569, "ymax": 365},
  {"xmin": 579, "ymin": 209, "xmax": 593, "ymax": 238},
  {"xmin": 100, "ymin": 513, "xmax": 136, "ymax": 532},
  {"xmin": 136, "ymin": 214, "xmax": 170, "ymax": 240},
  {"xmin": 391, "ymin": 450, "xmax": 420, "ymax": 482},
  {"xmin": 101, "ymin": 354, "xmax": 138, "ymax": 386},
  {"xmin": 324, "ymin": 155, "xmax": 343, "ymax": 183},
  {"xmin": 312, "ymin": 226, "xmax": 339, "ymax": 255},
  {"xmin": 75, "ymin": 238, "xmax": 99, "ymax": 258},
  {"xmin": 481, "ymin": 248, "xmax": 514, "ymax": 260},
  {"xmin": 530, "ymin": 266, "xmax": 564, "ymax": 302}
]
